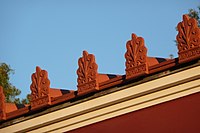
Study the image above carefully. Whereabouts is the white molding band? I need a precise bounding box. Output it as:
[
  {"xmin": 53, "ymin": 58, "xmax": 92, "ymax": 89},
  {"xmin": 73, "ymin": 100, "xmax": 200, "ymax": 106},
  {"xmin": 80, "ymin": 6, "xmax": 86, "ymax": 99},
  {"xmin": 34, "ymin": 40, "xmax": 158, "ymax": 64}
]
[{"xmin": 1, "ymin": 66, "xmax": 200, "ymax": 133}]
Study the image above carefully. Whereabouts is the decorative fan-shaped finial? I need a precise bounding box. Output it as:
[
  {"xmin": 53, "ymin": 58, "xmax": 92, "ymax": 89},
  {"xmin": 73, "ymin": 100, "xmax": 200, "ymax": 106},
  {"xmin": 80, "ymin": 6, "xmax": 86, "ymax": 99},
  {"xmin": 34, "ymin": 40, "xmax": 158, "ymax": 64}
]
[
  {"xmin": 0, "ymin": 86, "xmax": 6, "ymax": 120},
  {"xmin": 77, "ymin": 51, "xmax": 99, "ymax": 95},
  {"xmin": 30, "ymin": 66, "xmax": 50, "ymax": 109},
  {"xmin": 176, "ymin": 15, "xmax": 200, "ymax": 63},
  {"xmin": 125, "ymin": 33, "xmax": 148, "ymax": 79}
]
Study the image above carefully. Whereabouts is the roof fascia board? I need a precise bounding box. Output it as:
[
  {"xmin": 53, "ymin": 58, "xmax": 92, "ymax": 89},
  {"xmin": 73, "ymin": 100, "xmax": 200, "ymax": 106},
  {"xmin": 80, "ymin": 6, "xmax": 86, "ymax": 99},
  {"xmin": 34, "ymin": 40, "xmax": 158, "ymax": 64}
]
[{"xmin": 41, "ymin": 79, "xmax": 200, "ymax": 133}]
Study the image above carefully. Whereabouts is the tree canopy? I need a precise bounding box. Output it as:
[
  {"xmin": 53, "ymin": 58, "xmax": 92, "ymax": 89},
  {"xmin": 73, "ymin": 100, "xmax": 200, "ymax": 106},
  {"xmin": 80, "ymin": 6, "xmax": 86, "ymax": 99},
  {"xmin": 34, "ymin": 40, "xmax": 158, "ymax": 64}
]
[
  {"xmin": 188, "ymin": 6, "xmax": 200, "ymax": 27},
  {"xmin": 0, "ymin": 63, "xmax": 30, "ymax": 104}
]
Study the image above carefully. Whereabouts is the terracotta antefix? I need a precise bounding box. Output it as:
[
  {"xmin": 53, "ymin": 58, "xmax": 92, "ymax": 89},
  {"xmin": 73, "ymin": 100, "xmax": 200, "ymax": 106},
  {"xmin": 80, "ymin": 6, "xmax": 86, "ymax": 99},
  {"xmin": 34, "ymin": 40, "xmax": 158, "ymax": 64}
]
[
  {"xmin": 0, "ymin": 86, "xmax": 6, "ymax": 120},
  {"xmin": 177, "ymin": 14, "xmax": 200, "ymax": 63},
  {"xmin": 77, "ymin": 51, "xmax": 99, "ymax": 96},
  {"xmin": 125, "ymin": 33, "xmax": 148, "ymax": 79},
  {"xmin": 30, "ymin": 66, "xmax": 51, "ymax": 110}
]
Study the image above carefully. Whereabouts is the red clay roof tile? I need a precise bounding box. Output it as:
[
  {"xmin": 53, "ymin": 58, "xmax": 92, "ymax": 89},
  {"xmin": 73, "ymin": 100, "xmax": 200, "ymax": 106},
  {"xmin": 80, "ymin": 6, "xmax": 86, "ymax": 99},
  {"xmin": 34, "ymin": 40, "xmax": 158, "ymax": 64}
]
[{"xmin": 0, "ymin": 86, "xmax": 29, "ymax": 121}]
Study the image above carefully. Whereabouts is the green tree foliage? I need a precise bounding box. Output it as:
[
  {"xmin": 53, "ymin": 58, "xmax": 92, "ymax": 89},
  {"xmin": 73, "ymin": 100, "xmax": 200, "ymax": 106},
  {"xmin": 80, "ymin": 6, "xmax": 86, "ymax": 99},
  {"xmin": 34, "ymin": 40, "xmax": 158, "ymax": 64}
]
[
  {"xmin": 188, "ymin": 6, "xmax": 200, "ymax": 27},
  {"xmin": 21, "ymin": 94, "xmax": 31, "ymax": 104},
  {"xmin": 0, "ymin": 63, "xmax": 20, "ymax": 103},
  {"xmin": 0, "ymin": 63, "xmax": 30, "ymax": 104}
]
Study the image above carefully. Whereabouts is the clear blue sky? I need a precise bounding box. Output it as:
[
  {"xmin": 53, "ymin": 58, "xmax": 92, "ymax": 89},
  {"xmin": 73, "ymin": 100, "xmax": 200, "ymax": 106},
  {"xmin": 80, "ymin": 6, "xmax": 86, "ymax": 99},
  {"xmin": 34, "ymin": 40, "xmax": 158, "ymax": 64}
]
[{"xmin": 0, "ymin": 0, "xmax": 199, "ymax": 99}]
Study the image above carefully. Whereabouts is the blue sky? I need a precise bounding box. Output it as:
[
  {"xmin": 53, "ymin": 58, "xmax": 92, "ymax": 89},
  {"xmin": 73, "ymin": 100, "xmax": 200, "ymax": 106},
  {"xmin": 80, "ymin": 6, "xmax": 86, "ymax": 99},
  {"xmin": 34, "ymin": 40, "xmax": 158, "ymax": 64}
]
[{"xmin": 0, "ymin": 0, "xmax": 199, "ymax": 99}]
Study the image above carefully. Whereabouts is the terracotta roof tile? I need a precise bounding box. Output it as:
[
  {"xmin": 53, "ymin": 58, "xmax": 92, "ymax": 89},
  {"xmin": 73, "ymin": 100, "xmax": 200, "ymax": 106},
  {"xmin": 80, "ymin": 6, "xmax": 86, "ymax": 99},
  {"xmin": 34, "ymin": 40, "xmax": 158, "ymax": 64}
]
[{"xmin": 0, "ymin": 86, "xmax": 29, "ymax": 121}]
